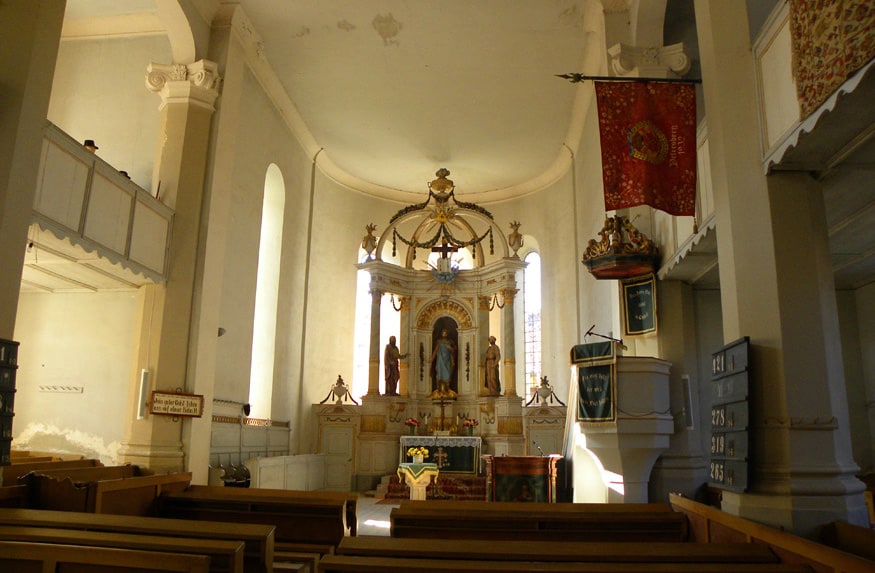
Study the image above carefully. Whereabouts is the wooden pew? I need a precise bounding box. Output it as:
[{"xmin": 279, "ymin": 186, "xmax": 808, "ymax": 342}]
[
  {"xmin": 159, "ymin": 487, "xmax": 349, "ymax": 547},
  {"xmin": 23, "ymin": 470, "xmax": 192, "ymax": 514},
  {"xmin": 670, "ymin": 493, "xmax": 875, "ymax": 573},
  {"xmin": 0, "ymin": 525, "xmax": 245, "ymax": 573},
  {"xmin": 390, "ymin": 501, "xmax": 689, "ymax": 542},
  {"xmin": 819, "ymin": 520, "xmax": 875, "ymax": 562},
  {"xmin": 335, "ymin": 536, "xmax": 780, "ymax": 564},
  {"xmin": 0, "ymin": 486, "xmax": 27, "ymax": 508},
  {"xmin": 0, "ymin": 540, "xmax": 211, "ymax": 572},
  {"xmin": 0, "ymin": 507, "xmax": 275, "ymax": 573},
  {"xmin": 0, "ymin": 457, "xmax": 102, "ymax": 486},
  {"xmin": 184, "ymin": 485, "xmax": 358, "ymax": 537},
  {"xmin": 317, "ymin": 555, "xmax": 815, "ymax": 572}
]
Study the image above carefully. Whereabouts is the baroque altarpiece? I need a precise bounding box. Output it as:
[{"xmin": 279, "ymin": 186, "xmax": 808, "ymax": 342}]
[{"xmin": 313, "ymin": 170, "xmax": 567, "ymax": 491}]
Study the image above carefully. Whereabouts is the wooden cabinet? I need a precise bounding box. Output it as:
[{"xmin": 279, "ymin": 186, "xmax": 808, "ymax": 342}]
[{"xmin": 482, "ymin": 454, "xmax": 561, "ymax": 503}]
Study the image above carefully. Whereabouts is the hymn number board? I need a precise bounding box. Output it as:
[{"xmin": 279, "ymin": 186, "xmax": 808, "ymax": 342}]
[{"xmin": 709, "ymin": 336, "xmax": 750, "ymax": 492}]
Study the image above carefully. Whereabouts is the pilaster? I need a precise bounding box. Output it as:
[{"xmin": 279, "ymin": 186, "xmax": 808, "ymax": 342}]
[
  {"xmin": 119, "ymin": 60, "xmax": 221, "ymax": 478},
  {"xmin": 0, "ymin": 0, "xmax": 65, "ymax": 337},
  {"xmin": 694, "ymin": 0, "xmax": 866, "ymax": 535},
  {"xmin": 398, "ymin": 296, "xmax": 411, "ymax": 396},
  {"xmin": 500, "ymin": 288, "xmax": 519, "ymax": 397},
  {"xmin": 367, "ymin": 289, "xmax": 383, "ymax": 396}
]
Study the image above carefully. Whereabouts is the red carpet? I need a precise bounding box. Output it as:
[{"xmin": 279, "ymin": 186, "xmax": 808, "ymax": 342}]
[{"xmin": 382, "ymin": 474, "xmax": 487, "ymax": 502}]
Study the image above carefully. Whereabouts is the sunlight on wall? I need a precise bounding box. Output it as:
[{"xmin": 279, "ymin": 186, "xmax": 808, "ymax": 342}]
[
  {"xmin": 249, "ymin": 164, "xmax": 285, "ymax": 419},
  {"xmin": 14, "ymin": 422, "xmax": 121, "ymax": 466}
]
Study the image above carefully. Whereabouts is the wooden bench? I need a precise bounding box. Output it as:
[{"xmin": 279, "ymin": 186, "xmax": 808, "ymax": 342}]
[
  {"xmin": 670, "ymin": 493, "xmax": 875, "ymax": 572},
  {"xmin": 0, "ymin": 486, "xmax": 27, "ymax": 508},
  {"xmin": 336, "ymin": 536, "xmax": 780, "ymax": 564},
  {"xmin": 159, "ymin": 488, "xmax": 349, "ymax": 547},
  {"xmin": 0, "ymin": 457, "xmax": 102, "ymax": 486},
  {"xmin": 22, "ymin": 470, "xmax": 192, "ymax": 514},
  {"xmin": 184, "ymin": 485, "xmax": 358, "ymax": 537},
  {"xmin": 0, "ymin": 507, "xmax": 275, "ymax": 573},
  {"xmin": 317, "ymin": 555, "xmax": 814, "ymax": 572},
  {"xmin": 0, "ymin": 540, "xmax": 211, "ymax": 572},
  {"xmin": 819, "ymin": 520, "xmax": 875, "ymax": 562},
  {"xmin": 0, "ymin": 524, "xmax": 245, "ymax": 573},
  {"xmin": 390, "ymin": 501, "xmax": 689, "ymax": 541},
  {"xmin": 397, "ymin": 499, "xmax": 675, "ymax": 513}
]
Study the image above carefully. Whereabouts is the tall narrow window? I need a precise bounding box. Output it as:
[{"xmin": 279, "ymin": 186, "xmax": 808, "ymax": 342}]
[
  {"xmin": 249, "ymin": 164, "xmax": 285, "ymax": 419},
  {"xmin": 523, "ymin": 252, "xmax": 542, "ymax": 398}
]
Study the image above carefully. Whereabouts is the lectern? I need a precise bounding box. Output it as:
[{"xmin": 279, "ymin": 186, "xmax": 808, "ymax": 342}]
[{"xmin": 482, "ymin": 454, "xmax": 561, "ymax": 502}]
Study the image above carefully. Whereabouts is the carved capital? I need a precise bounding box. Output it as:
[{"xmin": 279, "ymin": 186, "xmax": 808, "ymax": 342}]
[
  {"xmin": 608, "ymin": 42, "xmax": 691, "ymax": 78},
  {"xmin": 146, "ymin": 60, "xmax": 222, "ymax": 110},
  {"xmin": 500, "ymin": 288, "xmax": 518, "ymax": 305}
]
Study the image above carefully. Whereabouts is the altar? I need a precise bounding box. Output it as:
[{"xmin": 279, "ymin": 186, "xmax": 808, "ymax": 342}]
[{"xmin": 400, "ymin": 436, "xmax": 481, "ymax": 474}]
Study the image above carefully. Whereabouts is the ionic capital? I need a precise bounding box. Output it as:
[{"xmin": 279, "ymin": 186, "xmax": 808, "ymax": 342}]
[
  {"xmin": 146, "ymin": 60, "xmax": 222, "ymax": 111},
  {"xmin": 608, "ymin": 42, "xmax": 691, "ymax": 78}
]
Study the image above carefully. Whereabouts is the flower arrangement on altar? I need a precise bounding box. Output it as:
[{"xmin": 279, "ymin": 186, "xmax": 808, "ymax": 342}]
[
  {"xmin": 407, "ymin": 446, "xmax": 429, "ymax": 458},
  {"xmin": 404, "ymin": 417, "xmax": 420, "ymax": 427},
  {"xmin": 461, "ymin": 418, "xmax": 479, "ymax": 428}
]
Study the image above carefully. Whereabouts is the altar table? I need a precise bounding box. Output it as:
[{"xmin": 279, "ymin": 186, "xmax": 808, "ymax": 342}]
[{"xmin": 399, "ymin": 436, "xmax": 481, "ymax": 474}]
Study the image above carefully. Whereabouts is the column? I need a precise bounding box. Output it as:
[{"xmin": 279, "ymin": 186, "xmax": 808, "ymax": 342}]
[
  {"xmin": 118, "ymin": 60, "xmax": 221, "ymax": 475},
  {"xmin": 367, "ymin": 289, "xmax": 383, "ymax": 396},
  {"xmin": 501, "ymin": 289, "xmax": 518, "ymax": 397},
  {"xmin": 398, "ymin": 296, "xmax": 411, "ymax": 396},
  {"xmin": 695, "ymin": 0, "xmax": 866, "ymax": 535},
  {"xmin": 476, "ymin": 296, "xmax": 492, "ymax": 396},
  {"xmin": 0, "ymin": 0, "xmax": 65, "ymax": 337}
]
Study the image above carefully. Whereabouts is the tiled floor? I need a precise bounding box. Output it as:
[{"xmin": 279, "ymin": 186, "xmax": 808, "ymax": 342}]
[{"xmin": 355, "ymin": 495, "xmax": 398, "ymax": 536}]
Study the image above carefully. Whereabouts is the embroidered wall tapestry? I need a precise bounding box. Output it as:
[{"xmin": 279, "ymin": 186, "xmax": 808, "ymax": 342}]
[{"xmin": 789, "ymin": 0, "xmax": 875, "ymax": 118}]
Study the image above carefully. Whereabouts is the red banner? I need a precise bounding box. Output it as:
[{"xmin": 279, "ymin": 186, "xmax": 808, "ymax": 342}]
[{"xmin": 595, "ymin": 81, "xmax": 697, "ymax": 216}]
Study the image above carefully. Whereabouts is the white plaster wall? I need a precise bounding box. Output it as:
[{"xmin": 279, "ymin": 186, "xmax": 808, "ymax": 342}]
[
  {"xmin": 207, "ymin": 52, "xmax": 395, "ymax": 454},
  {"xmin": 11, "ymin": 291, "xmax": 137, "ymax": 464},
  {"xmin": 47, "ymin": 35, "xmax": 171, "ymax": 191}
]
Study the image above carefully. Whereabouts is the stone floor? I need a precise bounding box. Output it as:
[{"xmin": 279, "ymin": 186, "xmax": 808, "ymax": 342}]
[{"xmin": 356, "ymin": 494, "xmax": 397, "ymax": 536}]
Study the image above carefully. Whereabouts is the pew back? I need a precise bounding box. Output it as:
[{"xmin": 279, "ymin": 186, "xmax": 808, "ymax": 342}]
[
  {"xmin": 185, "ymin": 484, "xmax": 358, "ymax": 536},
  {"xmin": 0, "ymin": 525, "xmax": 245, "ymax": 573},
  {"xmin": 0, "ymin": 540, "xmax": 211, "ymax": 573},
  {"xmin": 317, "ymin": 555, "xmax": 815, "ymax": 572},
  {"xmin": 0, "ymin": 507, "xmax": 275, "ymax": 573},
  {"xmin": 670, "ymin": 493, "xmax": 874, "ymax": 573},
  {"xmin": 0, "ymin": 458, "xmax": 102, "ymax": 486},
  {"xmin": 23, "ymin": 471, "xmax": 192, "ymax": 514},
  {"xmin": 159, "ymin": 488, "xmax": 348, "ymax": 547},
  {"xmin": 337, "ymin": 536, "xmax": 779, "ymax": 563},
  {"xmin": 390, "ymin": 502, "xmax": 689, "ymax": 541}
]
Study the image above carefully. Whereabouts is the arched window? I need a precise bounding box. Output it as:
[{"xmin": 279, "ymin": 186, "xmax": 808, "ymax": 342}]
[
  {"xmin": 523, "ymin": 251, "xmax": 542, "ymax": 397},
  {"xmin": 248, "ymin": 164, "xmax": 285, "ymax": 419}
]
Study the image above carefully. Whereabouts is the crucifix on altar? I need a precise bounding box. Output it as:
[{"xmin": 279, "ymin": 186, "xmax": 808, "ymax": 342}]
[{"xmin": 431, "ymin": 238, "xmax": 458, "ymax": 273}]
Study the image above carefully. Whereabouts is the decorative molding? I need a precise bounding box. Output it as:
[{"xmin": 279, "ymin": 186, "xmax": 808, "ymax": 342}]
[
  {"xmin": 146, "ymin": 60, "xmax": 222, "ymax": 110},
  {"xmin": 415, "ymin": 298, "xmax": 474, "ymax": 329},
  {"xmin": 38, "ymin": 385, "xmax": 83, "ymax": 393}
]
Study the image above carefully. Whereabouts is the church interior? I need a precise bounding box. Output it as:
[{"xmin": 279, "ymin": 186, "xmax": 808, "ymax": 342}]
[{"xmin": 2, "ymin": 0, "xmax": 875, "ymax": 570}]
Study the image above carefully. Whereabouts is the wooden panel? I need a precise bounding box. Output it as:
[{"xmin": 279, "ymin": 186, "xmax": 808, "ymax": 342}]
[{"xmin": 83, "ymin": 171, "xmax": 133, "ymax": 253}]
